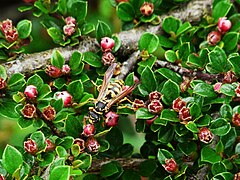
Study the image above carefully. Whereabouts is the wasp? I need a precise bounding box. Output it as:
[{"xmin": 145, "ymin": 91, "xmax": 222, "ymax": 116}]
[{"xmin": 88, "ymin": 63, "xmax": 139, "ymax": 124}]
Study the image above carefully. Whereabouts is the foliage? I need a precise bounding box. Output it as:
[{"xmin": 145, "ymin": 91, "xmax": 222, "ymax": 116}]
[{"xmin": 0, "ymin": 0, "xmax": 239, "ymax": 179}]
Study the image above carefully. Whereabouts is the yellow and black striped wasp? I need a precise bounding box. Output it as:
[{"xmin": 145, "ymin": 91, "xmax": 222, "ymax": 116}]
[{"xmin": 88, "ymin": 63, "xmax": 139, "ymax": 124}]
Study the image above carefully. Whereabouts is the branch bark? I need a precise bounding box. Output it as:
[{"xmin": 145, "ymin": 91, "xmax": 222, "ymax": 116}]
[{"xmin": 1, "ymin": 0, "xmax": 212, "ymax": 77}]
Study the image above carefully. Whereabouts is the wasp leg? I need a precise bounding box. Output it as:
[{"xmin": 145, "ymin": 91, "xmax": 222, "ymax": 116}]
[
  {"xmin": 118, "ymin": 97, "xmax": 133, "ymax": 104},
  {"xmin": 91, "ymin": 80, "xmax": 102, "ymax": 92},
  {"xmin": 117, "ymin": 104, "xmax": 135, "ymax": 110}
]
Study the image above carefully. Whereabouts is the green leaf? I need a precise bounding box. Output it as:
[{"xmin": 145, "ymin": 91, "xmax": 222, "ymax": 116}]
[
  {"xmin": 235, "ymin": 143, "xmax": 240, "ymax": 154},
  {"xmin": 82, "ymin": 23, "xmax": 95, "ymax": 35},
  {"xmin": 67, "ymin": 80, "xmax": 83, "ymax": 102},
  {"xmin": 185, "ymin": 121, "xmax": 198, "ymax": 133},
  {"xmin": 121, "ymin": 170, "xmax": 141, "ymax": 180},
  {"xmin": 56, "ymin": 146, "xmax": 68, "ymax": 158},
  {"xmin": 138, "ymin": 32, "xmax": 159, "ymax": 53},
  {"xmin": 65, "ymin": 115, "xmax": 82, "ymax": 138},
  {"xmin": 158, "ymin": 125, "xmax": 174, "ymax": 143},
  {"xmin": 71, "ymin": 144, "xmax": 81, "ymax": 157},
  {"xmin": 38, "ymin": 84, "xmax": 52, "ymax": 100},
  {"xmin": 116, "ymin": 2, "xmax": 135, "ymax": 22},
  {"xmin": 164, "ymin": 50, "xmax": 177, "ymax": 63},
  {"xmin": 220, "ymin": 84, "xmax": 236, "ymax": 97},
  {"xmin": 47, "ymin": 27, "xmax": 64, "ymax": 44},
  {"xmin": 228, "ymin": 56, "xmax": 240, "ymax": 76},
  {"xmin": 160, "ymin": 109, "xmax": 179, "ymax": 122},
  {"xmin": 221, "ymin": 127, "xmax": 237, "ymax": 149},
  {"xmin": 30, "ymin": 131, "xmax": 46, "ymax": 151},
  {"xmin": 210, "ymin": 118, "xmax": 231, "ymax": 136},
  {"xmin": 201, "ymin": 146, "xmax": 221, "ymax": 164},
  {"xmin": 27, "ymin": 74, "xmax": 44, "ymax": 90},
  {"xmin": 69, "ymin": 1, "xmax": 88, "ymax": 22},
  {"xmin": 212, "ymin": 1, "xmax": 232, "ymax": 21},
  {"xmin": 212, "ymin": 172, "xmax": 234, "ymax": 180},
  {"xmin": 58, "ymin": 0, "xmax": 67, "ymax": 15},
  {"xmin": 157, "ymin": 149, "xmax": 173, "ymax": 164},
  {"xmin": 211, "ymin": 162, "xmax": 227, "ymax": 175},
  {"xmin": 34, "ymin": 1, "xmax": 48, "ymax": 14},
  {"xmin": 83, "ymin": 52, "xmax": 102, "ymax": 67},
  {"xmin": 193, "ymin": 83, "xmax": 217, "ymax": 98},
  {"xmin": 0, "ymin": 100, "xmax": 19, "ymax": 119},
  {"xmin": 51, "ymin": 50, "xmax": 65, "ymax": 68},
  {"xmin": 17, "ymin": 19, "xmax": 32, "ymax": 39},
  {"xmin": 222, "ymin": 32, "xmax": 239, "ymax": 51},
  {"xmin": 78, "ymin": 153, "xmax": 92, "ymax": 170},
  {"xmin": 141, "ymin": 66, "xmax": 156, "ymax": 93},
  {"xmin": 18, "ymin": 117, "xmax": 33, "ymax": 129},
  {"xmin": 178, "ymin": 142, "xmax": 197, "ymax": 155},
  {"xmin": 0, "ymin": 65, "xmax": 7, "ymax": 80},
  {"xmin": 156, "ymin": 68, "xmax": 182, "ymax": 84},
  {"xmin": 119, "ymin": 143, "xmax": 134, "ymax": 157},
  {"xmin": 69, "ymin": 51, "xmax": 82, "ymax": 70},
  {"xmin": 195, "ymin": 114, "xmax": 211, "ymax": 127},
  {"xmin": 96, "ymin": 20, "xmax": 112, "ymax": 43},
  {"xmin": 158, "ymin": 35, "xmax": 174, "ymax": 48},
  {"xmin": 100, "ymin": 161, "xmax": 120, "ymax": 177},
  {"xmin": 2, "ymin": 145, "xmax": 23, "ymax": 174},
  {"xmin": 162, "ymin": 16, "xmax": 181, "ymax": 34},
  {"xmin": 176, "ymin": 22, "xmax": 192, "ymax": 36},
  {"xmin": 8, "ymin": 73, "xmax": 26, "ymax": 92},
  {"xmin": 136, "ymin": 108, "xmax": 155, "ymax": 120},
  {"xmin": 161, "ymin": 80, "xmax": 180, "ymax": 106},
  {"xmin": 190, "ymin": 103, "xmax": 201, "ymax": 119},
  {"xmin": 139, "ymin": 159, "xmax": 157, "ymax": 177},
  {"xmin": 105, "ymin": 127, "xmax": 123, "ymax": 152},
  {"xmin": 49, "ymin": 166, "xmax": 70, "ymax": 180}
]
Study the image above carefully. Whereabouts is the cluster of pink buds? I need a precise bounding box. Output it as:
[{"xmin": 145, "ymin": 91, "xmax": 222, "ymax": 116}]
[
  {"xmin": 55, "ymin": 91, "xmax": 73, "ymax": 107},
  {"xmin": 63, "ymin": 16, "xmax": 76, "ymax": 36},
  {"xmin": 132, "ymin": 99, "xmax": 146, "ymax": 111},
  {"xmin": 45, "ymin": 139, "xmax": 55, "ymax": 152},
  {"xmin": 235, "ymin": 83, "xmax": 240, "ymax": 98},
  {"xmin": 162, "ymin": 158, "xmax": 179, "ymax": 174},
  {"xmin": 140, "ymin": 2, "xmax": 154, "ymax": 16},
  {"xmin": 42, "ymin": 106, "xmax": 56, "ymax": 121},
  {"xmin": 74, "ymin": 138, "xmax": 85, "ymax": 152},
  {"xmin": 46, "ymin": 64, "xmax": 71, "ymax": 78},
  {"xmin": 24, "ymin": 138, "xmax": 38, "ymax": 155},
  {"xmin": 207, "ymin": 17, "xmax": 231, "ymax": 46},
  {"xmin": 105, "ymin": 111, "xmax": 119, "ymax": 127},
  {"xmin": 24, "ymin": 85, "xmax": 38, "ymax": 100},
  {"xmin": 0, "ymin": 78, "xmax": 7, "ymax": 90},
  {"xmin": 83, "ymin": 124, "xmax": 95, "ymax": 137},
  {"xmin": 148, "ymin": 91, "xmax": 163, "ymax": 115},
  {"xmin": 172, "ymin": 97, "xmax": 192, "ymax": 123},
  {"xmin": 223, "ymin": 71, "xmax": 237, "ymax": 84},
  {"xmin": 232, "ymin": 112, "xmax": 240, "ymax": 126},
  {"xmin": 100, "ymin": 37, "xmax": 115, "ymax": 65},
  {"xmin": 198, "ymin": 127, "xmax": 213, "ymax": 144},
  {"xmin": 0, "ymin": 19, "xmax": 18, "ymax": 43},
  {"xmin": 85, "ymin": 137, "xmax": 100, "ymax": 153},
  {"xmin": 21, "ymin": 103, "xmax": 36, "ymax": 119},
  {"xmin": 213, "ymin": 82, "xmax": 222, "ymax": 93}
]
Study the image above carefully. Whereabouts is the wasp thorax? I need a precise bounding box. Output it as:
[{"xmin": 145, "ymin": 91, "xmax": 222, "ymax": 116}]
[{"xmin": 88, "ymin": 110, "xmax": 101, "ymax": 123}]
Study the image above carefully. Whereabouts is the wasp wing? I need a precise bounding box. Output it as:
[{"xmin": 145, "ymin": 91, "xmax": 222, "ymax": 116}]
[
  {"xmin": 95, "ymin": 63, "xmax": 117, "ymax": 102},
  {"xmin": 106, "ymin": 82, "xmax": 140, "ymax": 110}
]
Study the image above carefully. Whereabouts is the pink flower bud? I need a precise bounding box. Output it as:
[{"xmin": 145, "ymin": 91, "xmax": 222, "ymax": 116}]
[
  {"xmin": 85, "ymin": 137, "xmax": 100, "ymax": 153},
  {"xmin": 100, "ymin": 37, "xmax": 115, "ymax": 52},
  {"xmin": 65, "ymin": 16, "xmax": 76, "ymax": 26},
  {"xmin": 172, "ymin": 97, "xmax": 187, "ymax": 112},
  {"xmin": 223, "ymin": 71, "xmax": 237, "ymax": 84},
  {"xmin": 5, "ymin": 28, "xmax": 18, "ymax": 43},
  {"xmin": 45, "ymin": 139, "xmax": 55, "ymax": 152},
  {"xmin": 0, "ymin": 78, "xmax": 7, "ymax": 90},
  {"xmin": 102, "ymin": 52, "xmax": 115, "ymax": 66},
  {"xmin": 0, "ymin": 19, "xmax": 12, "ymax": 33},
  {"xmin": 55, "ymin": 91, "xmax": 72, "ymax": 107},
  {"xmin": 235, "ymin": 84, "xmax": 240, "ymax": 97},
  {"xmin": 105, "ymin": 111, "xmax": 119, "ymax": 127},
  {"xmin": 83, "ymin": 124, "xmax": 95, "ymax": 137},
  {"xmin": 74, "ymin": 138, "xmax": 85, "ymax": 152},
  {"xmin": 0, "ymin": 174, "xmax": 5, "ymax": 180},
  {"xmin": 42, "ymin": 106, "xmax": 56, "ymax": 121},
  {"xmin": 21, "ymin": 104, "xmax": 36, "ymax": 119},
  {"xmin": 198, "ymin": 127, "xmax": 213, "ymax": 144},
  {"xmin": 148, "ymin": 100, "xmax": 163, "ymax": 114},
  {"xmin": 46, "ymin": 65, "xmax": 62, "ymax": 78},
  {"xmin": 62, "ymin": 64, "xmax": 71, "ymax": 75},
  {"xmin": 207, "ymin": 31, "xmax": 221, "ymax": 46},
  {"xmin": 232, "ymin": 112, "xmax": 240, "ymax": 126},
  {"xmin": 213, "ymin": 82, "xmax": 222, "ymax": 93},
  {"xmin": 132, "ymin": 99, "xmax": 146, "ymax": 111},
  {"xmin": 24, "ymin": 85, "xmax": 38, "ymax": 99},
  {"xmin": 162, "ymin": 158, "xmax": 179, "ymax": 173},
  {"xmin": 134, "ymin": 75, "xmax": 139, "ymax": 83},
  {"xmin": 149, "ymin": 91, "xmax": 162, "ymax": 102},
  {"xmin": 63, "ymin": 25, "xmax": 75, "ymax": 36},
  {"xmin": 179, "ymin": 107, "xmax": 192, "ymax": 122},
  {"xmin": 24, "ymin": 139, "xmax": 38, "ymax": 155},
  {"xmin": 218, "ymin": 17, "xmax": 231, "ymax": 34},
  {"xmin": 140, "ymin": 2, "xmax": 154, "ymax": 16}
]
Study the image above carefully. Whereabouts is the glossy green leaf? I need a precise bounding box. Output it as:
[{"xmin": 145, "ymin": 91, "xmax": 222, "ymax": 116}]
[
  {"xmin": 221, "ymin": 127, "xmax": 237, "ymax": 149},
  {"xmin": 220, "ymin": 104, "xmax": 232, "ymax": 119},
  {"xmin": 176, "ymin": 22, "xmax": 192, "ymax": 36},
  {"xmin": 47, "ymin": 27, "xmax": 64, "ymax": 44},
  {"xmin": 96, "ymin": 20, "xmax": 112, "ymax": 43},
  {"xmin": 116, "ymin": 2, "xmax": 135, "ymax": 22},
  {"xmin": 136, "ymin": 108, "xmax": 155, "ymax": 120},
  {"xmin": 8, "ymin": 73, "xmax": 26, "ymax": 92},
  {"xmin": 210, "ymin": 118, "xmax": 231, "ymax": 136},
  {"xmin": 141, "ymin": 66, "xmax": 156, "ymax": 93},
  {"xmin": 119, "ymin": 143, "xmax": 134, "ymax": 157},
  {"xmin": 158, "ymin": 125, "xmax": 174, "ymax": 143},
  {"xmin": 157, "ymin": 149, "xmax": 173, "ymax": 164},
  {"xmin": 211, "ymin": 162, "xmax": 227, "ymax": 175},
  {"xmin": 229, "ymin": 56, "xmax": 240, "ymax": 76},
  {"xmin": 222, "ymin": 32, "xmax": 239, "ymax": 51},
  {"xmin": 139, "ymin": 159, "xmax": 157, "ymax": 177},
  {"xmin": 162, "ymin": 16, "xmax": 181, "ymax": 34},
  {"xmin": 212, "ymin": 172, "xmax": 234, "ymax": 180},
  {"xmin": 65, "ymin": 115, "xmax": 82, "ymax": 138},
  {"xmin": 160, "ymin": 109, "xmax": 179, "ymax": 122},
  {"xmin": 83, "ymin": 52, "xmax": 102, "ymax": 67},
  {"xmin": 100, "ymin": 161, "xmax": 121, "ymax": 177},
  {"xmin": 138, "ymin": 32, "xmax": 159, "ymax": 53},
  {"xmin": 156, "ymin": 68, "xmax": 182, "ymax": 84},
  {"xmin": 161, "ymin": 80, "xmax": 180, "ymax": 105},
  {"xmin": 51, "ymin": 50, "xmax": 65, "ymax": 68},
  {"xmin": 18, "ymin": 117, "xmax": 33, "ymax": 129},
  {"xmin": 69, "ymin": 1, "xmax": 87, "ymax": 22},
  {"xmin": 164, "ymin": 50, "xmax": 177, "ymax": 62},
  {"xmin": 0, "ymin": 65, "xmax": 7, "ymax": 80},
  {"xmin": 30, "ymin": 131, "xmax": 46, "ymax": 151},
  {"xmin": 26, "ymin": 74, "xmax": 43, "ymax": 90},
  {"xmin": 193, "ymin": 83, "xmax": 217, "ymax": 98},
  {"xmin": 201, "ymin": 146, "xmax": 221, "ymax": 164},
  {"xmin": 49, "ymin": 166, "xmax": 70, "ymax": 180},
  {"xmin": 105, "ymin": 127, "xmax": 123, "ymax": 152},
  {"xmin": 178, "ymin": 141, "xmax": 197, "ymax": 155},
  {"xmin": 185, "ymin": 121, "xmax": 198, "ymax": 133},
  {"xmin": 67, "ymin": 80, "xmax": 83, "ymax": 102},
  {"xmin": 17, "ymin": 19, "xmax": 32, "ymax": 39},
  {"xmin": 212, "ymin": 1, "xmax": 232, "ymax": 21}
]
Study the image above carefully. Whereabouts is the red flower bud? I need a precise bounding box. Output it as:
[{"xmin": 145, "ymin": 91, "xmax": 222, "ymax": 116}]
[
  {"xmin": 149, "ymin": 91, "xmax": 162, "ymax": 102},
  {"xmin": 180, "ymin": 76, "xmax": 191, "ymax": 93},
  {"xmin": 223, "ymin": 71, "xmax": 237, "ymax": 84},
  {"xmin": 0, "ymin": 78, "xmax": 7, "ymax": 90},
  {"xmin": 105, "ymin": 111, "xmax": 119, "ymax": 127},
  {"xmin": 5, "ymin": 28, "xmax": 18, "ymax": 43},
  {"xmin": 0, "ymin": 19, "xmax": 12, "ymax": 33},
  {"xmin": 207, "ymin": 31, "xmax": 221, "ymax": 46},
  {"xmin": 148, "ymin": 100, "xmax": 163, "ymax": 114},
  {"xmin": 102, "ymin": 52, "xmax": 115, "ymax": 66},
  {"xmin": 172, "ymin": 97, "xmax": 186, "ymax": 112},
  {"xmin": 62, "ymin": 64, "xmax": 71, "ymax": 75},
  {"xmin": 42, "ymin": 106, "xmax": 56, "ymax": 121},
  {"xmin": 21, "ymin": 104, "xmax": 36, "ymax": 119},
  {"xmin": 198, "ymin": 127, "xmax": 213, "ymax": 144},
  {"xmin": 24, "ymin": 85, "xmax": 38, "ymax": 99},
  {"xmin": 63, "ymin": 25, "xmax": 75, "ymax": 36},
  {"xmin": 65, "ymin": 16, "xmax": 76, "ymax": 26},
  {"xmin": 232, "ymin": 112, "xmax": 240, "ymax": 126},
  {"xmin": 234, "ymin": 172, "xmax": 240, "ymax": 180},
  {"xmin": 218, "ymin": 17, "xmax": 231, "ymax": 34},
  {"xmin": 100, "ymin": 37, "xmax": 115, "ymax": 52},
  {"xmin": 46, "ymin": 65, "xmax": 62, "ymax": 78},
  {"xmin": 83, "ymin": 124, "xmax": 95, "ymax": 137},
  {"xmin": 213, "ymin": 82, "xmax": 222, "ymax": 93},
  {"xmin": 24, "ymin": 139, "xmax": 38, "ymax": 155},
  {"xmin": 0, "ymin": 174, "xmax": 5, "ymax": 180},
  {"xmin": 140, "ymin": 2, "xmax": 154, "ymax": 16},
  {"xmin": 162, "ymin": 158, "xmax": 179, "ymax": 173},
  {"xmin": 45, "ymin": 139, "xmax": 55, "ymax": 152},
  {"xmin": 55, "ymin": 91, "xmax": 72, "ymax": 107},
  {"xmin": 134, "ymin": 75, "xmax": 139, "ymax": 83},
  {"xmin": 74, "ymin": 138, "xmax": 85, "ymax": 152},
  {"xmin": 132, "ymin": 99, "xmax": 146, "ymax": 111},
  {"xmin": 179, "ymin": 107, "xmax": 192, "ymax": 122},
  {"xmin": 235, "ymin": 84, "xmax": 240, "ymax": 97},
  {"xmin": 146, "ymin": 115, "xmax": 158, "ymax": 126},
  {"xmin": 85, "ymin": 137, "xmax": 100, "ymax": 153}
]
